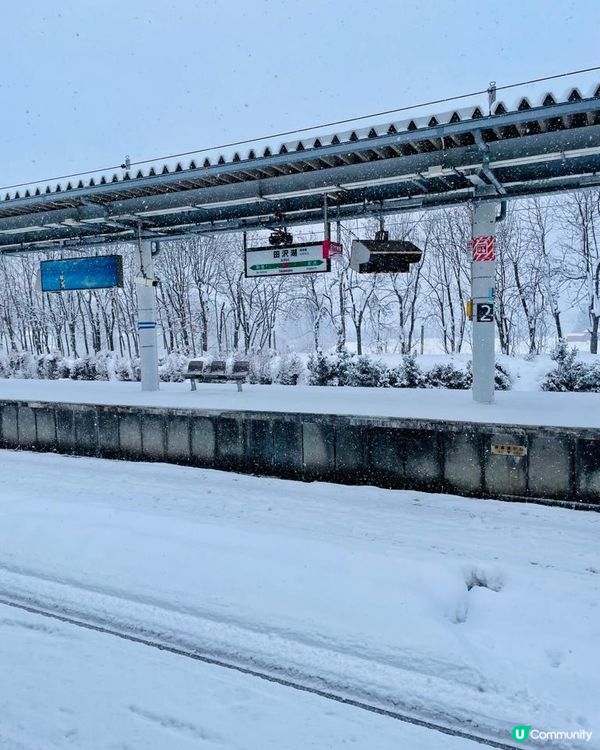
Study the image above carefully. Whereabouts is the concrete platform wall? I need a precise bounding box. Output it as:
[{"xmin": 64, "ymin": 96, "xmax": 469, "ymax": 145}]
[{"xmin": 1, "ymin": 399, "xmax": 599, "ymax": 509}]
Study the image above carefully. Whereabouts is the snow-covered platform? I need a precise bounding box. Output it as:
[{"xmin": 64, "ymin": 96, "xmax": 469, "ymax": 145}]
[
  {"xmin": 0, "ymin": 377, "xmax": 598, "ymax": 428},
  {"xmin": 1, "ymin": 451, "xmax": 597, "ymax": 748},
  {"xmin": 1, "ymin": 378, "xmax": 599, "ymax": 507}
]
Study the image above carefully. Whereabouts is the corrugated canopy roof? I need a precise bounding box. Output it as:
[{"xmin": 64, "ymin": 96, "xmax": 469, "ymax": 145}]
[{"xmin": 0, "ymin": 83, "xmax": 599, "ymax": 251}]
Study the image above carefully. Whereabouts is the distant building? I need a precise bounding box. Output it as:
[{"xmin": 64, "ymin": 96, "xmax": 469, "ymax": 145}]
[{"xmin": 566, "ymin": 332, "xmax": 591, "ymax": 343}]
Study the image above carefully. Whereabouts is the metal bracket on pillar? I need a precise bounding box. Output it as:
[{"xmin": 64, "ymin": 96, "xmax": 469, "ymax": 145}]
[
  {"xmin": 496, "ymin": 200, "xmax": 507, "ymax": 223},
  {"xmin": 473, "ymin": 131, "xmax": 506, "ymax": 196}
]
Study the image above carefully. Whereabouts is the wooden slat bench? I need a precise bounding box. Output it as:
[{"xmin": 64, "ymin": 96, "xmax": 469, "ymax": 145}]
[{"xmin": 183, "ymin": 359, "xmax": 250, "ymax": 392}]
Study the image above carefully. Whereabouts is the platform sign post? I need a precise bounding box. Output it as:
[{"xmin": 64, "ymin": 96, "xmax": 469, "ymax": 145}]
[
  {"xmin": 136, "ymin": 238, "xmax": 160, "ymax": 392},
  {"xmin": 470, "ymin": 192, "xmax": 497, "ymax": 404}
]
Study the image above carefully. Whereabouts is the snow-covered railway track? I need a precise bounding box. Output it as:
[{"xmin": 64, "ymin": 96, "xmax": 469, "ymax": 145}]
[{"xmin": 0, "ymin": 593, "xmax": 516, "ymax": 750}]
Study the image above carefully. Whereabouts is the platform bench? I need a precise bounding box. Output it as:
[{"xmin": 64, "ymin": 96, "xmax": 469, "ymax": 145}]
[{"xmin": 184, "ymin": 359, "xmax": 250, "ymax": 392}]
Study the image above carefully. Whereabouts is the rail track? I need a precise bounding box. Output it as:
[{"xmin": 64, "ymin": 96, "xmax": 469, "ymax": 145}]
[{"xmin": 0, "ymin": 592, "xmax": 518, "ymax": 750}]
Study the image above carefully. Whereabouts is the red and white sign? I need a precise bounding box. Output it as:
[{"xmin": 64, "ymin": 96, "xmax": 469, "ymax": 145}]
[
  {"xmin": 322, "ymin": 240, "xmax": 343, "ymax": 259},
  {"xmin": 469, "ymin": 235, "xmax": 495, "ymax": 262}
]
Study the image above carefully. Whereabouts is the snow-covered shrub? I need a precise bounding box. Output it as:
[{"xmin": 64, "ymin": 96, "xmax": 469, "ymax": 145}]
[
  {"xmin": 402, "ymin": 353, "xmax": 427, "ymax": 387},
  {"xmin": 388, "ymin": 354, "xmax": 427, "ymax": 388},
  {"xmin": 68, "ymin": 357, "xmax": 83, "ymax": 380},
  {"xmin": 307, "ymin": 350, "xmax": 336, "ymax": 386},
  {"xmin": 494, "ymin": 362, "xmax": 512, "ymax": 391},
  {"xmin": 332, "ymin": 348, "xmax": 354, "ymax": 386},
  {"xmin": 159, "ymin": 352, "xmax": 188, "ymax": 382},
  {"xmin": 377, "ymin": 367, "xmax": 393, "ymax": 388},
  {"xmin": 541, "ymin": 341, "xmax": 600, "ymax": 392},
  {"xmin": 36, "ymin": 352, "xmax": 63, "ymax": 380},
  {"xmin": 426, "ymin": 362, "xmax": 469, "ymax": 389},
  {"xmin": 309, "ymin": 349, "xmax": 387, "ymax": 387},
  {"xmin": 385, "ymin": 366, "xmax": 402, "ymax": 387},
  {"xmin": 551, "ymin": 339, "xmax": 577, "ymax": 369},
  {"xmin": 94, "ymin": 351, "xmax": 114, "ymax": 381},
  {"xmin": 277, "ymin": 351, "xmax": 304, "ymax": 385},
  {"xmin": 248, "ymin": 350, "xmax": 276, "ymax": 384},
  {"xmin": 8, "ymin": 350, "xmax": 37, "ymax": 379},
  {"xmin": 575, "ymin": 365, "xmax": 600, "ymax": 392},
  {"xmin": 131, "ymin": 357, "xmax": 141, "ymax": 382},
  {"xmin": 57, "ymin": 357, "xmax": 71, "ymax": 380},
  {"xmin": 345, "ymin": 355, "xmax": 386, "ymax": 387},
  {"xmin": 307, "ymin": 348, "xmax": 356, "ymax": 386},
  {"xmin": 114, "ymin": 356, "xmax": 135, "ymax": 381},
  {"xmin": 69, "ymin": 356, "xmax": 98, "ymax": 380}
]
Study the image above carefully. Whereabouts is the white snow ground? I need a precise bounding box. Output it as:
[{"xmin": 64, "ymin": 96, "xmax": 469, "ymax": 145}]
[
  {"xmin": 1, "ymin": 604, "xmax": 481, "ymax": 750},
  {"xmin": 0, "ymin": 450, "xmax": 598, "ymax": 749},
  {"xmin": 1, "ymin": 377, "xmax": 599, "ymax": 428}
]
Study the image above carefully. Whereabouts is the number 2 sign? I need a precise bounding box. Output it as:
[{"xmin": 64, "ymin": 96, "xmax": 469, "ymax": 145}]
[{"xmin": 476, "ymin": 302, "xmax": 494, "ymax": 322}]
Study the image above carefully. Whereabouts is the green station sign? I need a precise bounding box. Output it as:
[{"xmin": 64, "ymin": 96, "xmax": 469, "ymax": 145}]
[{"xmin": 245, "ymin": 243, "xmax": 331, "ymax": 278}]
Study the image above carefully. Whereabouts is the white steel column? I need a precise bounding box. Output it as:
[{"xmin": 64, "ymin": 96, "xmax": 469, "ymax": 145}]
[
  {"xmin": 471, "ymin": 196, "xmax": 497, "ymax": 403},
  {"xmin": 136, "ymin": 238, "xmax": 160, "ymax": 391}
]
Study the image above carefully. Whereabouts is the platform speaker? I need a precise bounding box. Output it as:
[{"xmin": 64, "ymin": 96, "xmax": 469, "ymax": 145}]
[{"xmin": 350, "ymin": 230, "xmax": 422, "ymax": 273}]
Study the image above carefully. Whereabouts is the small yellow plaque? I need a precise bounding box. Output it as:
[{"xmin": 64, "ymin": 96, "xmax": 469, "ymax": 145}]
[{"xmin": 491, "ymin": 443, "xmax": 527, "ymax": 457}]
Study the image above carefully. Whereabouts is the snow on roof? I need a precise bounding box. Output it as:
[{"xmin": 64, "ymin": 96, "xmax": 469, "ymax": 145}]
[{"xmin": 3, "ymin": 82, "xmax": 600, "ymax": 203}]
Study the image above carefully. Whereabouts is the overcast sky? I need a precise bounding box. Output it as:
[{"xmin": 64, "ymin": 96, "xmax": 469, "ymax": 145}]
[{"xmin": 1, "ymin": 0, "xmax": 598, "ymax": 190}]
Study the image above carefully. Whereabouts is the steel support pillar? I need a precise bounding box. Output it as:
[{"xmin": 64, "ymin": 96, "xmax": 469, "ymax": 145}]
[
  {"xmin": 471, "ymin": 194, "xmax": 497, "ymax": 404},
  {"xmin": 136, "ymin": 238, "xmax": 159, "ymax": 391},
  {"xmin": 323, "ymin": 195, "xmax": 330, "ymax": 241}
]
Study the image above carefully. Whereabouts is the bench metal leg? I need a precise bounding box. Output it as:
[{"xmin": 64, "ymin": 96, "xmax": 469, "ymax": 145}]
[
  {"xmin": 191, "ymin": 378, "xmax": 197, "ymax": 391},
  {"xmin": 237, "ymin": 381, "xmax": 243, "ymax": 393}
]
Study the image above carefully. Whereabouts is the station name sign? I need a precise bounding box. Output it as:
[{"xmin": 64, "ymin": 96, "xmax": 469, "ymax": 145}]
[
  {"xmin": 39, "ymin": 255, "xmax": 124, "ymax": 292},
  {"xmin": 245, "ymin": 242, "xmax": 331, "ymax": 278}
]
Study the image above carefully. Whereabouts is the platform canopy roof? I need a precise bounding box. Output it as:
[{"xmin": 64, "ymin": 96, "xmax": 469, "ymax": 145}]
[{"xmin": 0, "ymin": 83, "xmax": 599, "ymax": 252}]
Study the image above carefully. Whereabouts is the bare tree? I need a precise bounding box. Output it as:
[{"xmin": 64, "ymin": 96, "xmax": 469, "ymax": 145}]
[
  {"xmin": 561, "ymin": 191, "xmax": 600, "ymax": 353},
  {"xmin": 422, "ymin": 208, "xmax": 470, "ymax": 353}
]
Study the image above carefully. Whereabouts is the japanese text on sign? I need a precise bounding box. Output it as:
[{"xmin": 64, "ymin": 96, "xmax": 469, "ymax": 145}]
[{"xmin": 469, "ymin": 235, "xmax": 495, "ymax": 262}]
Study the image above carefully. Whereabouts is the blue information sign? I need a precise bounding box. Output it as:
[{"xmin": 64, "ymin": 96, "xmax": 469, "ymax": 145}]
[{"xmin": 40, "ymin": 255, "xmax": 124, "ymax": 292}]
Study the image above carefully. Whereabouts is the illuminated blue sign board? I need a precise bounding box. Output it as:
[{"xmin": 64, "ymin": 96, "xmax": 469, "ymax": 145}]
[{"xmin": 40, "ymin": 255, "xmax": 124, "ymax": 292}]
